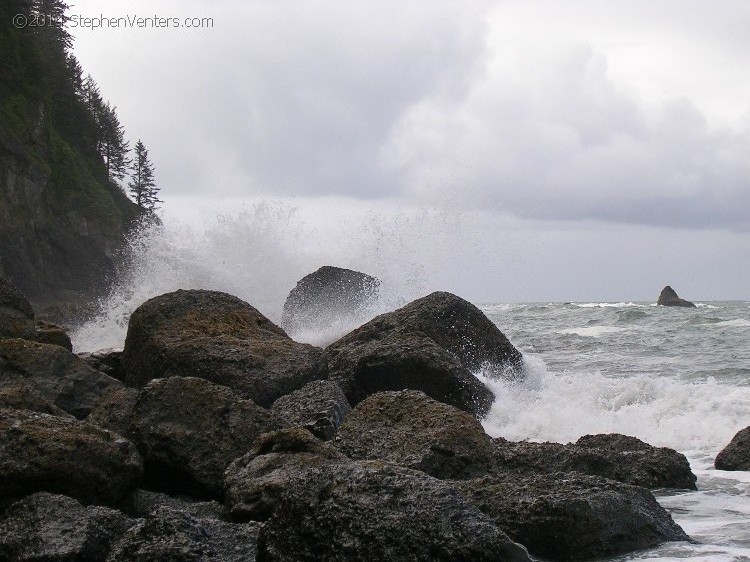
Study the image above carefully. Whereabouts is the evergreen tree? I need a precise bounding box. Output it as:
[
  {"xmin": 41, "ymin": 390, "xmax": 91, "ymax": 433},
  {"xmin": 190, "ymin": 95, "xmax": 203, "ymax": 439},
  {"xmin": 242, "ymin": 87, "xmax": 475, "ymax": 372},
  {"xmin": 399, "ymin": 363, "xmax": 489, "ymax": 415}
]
[
  {"xmin": 101, "ymin": 103, "xmax": 130, "ymax": 182},
  {"xmin": 128, "ymin": 140, "xmax": 161, "ymax": 211}
]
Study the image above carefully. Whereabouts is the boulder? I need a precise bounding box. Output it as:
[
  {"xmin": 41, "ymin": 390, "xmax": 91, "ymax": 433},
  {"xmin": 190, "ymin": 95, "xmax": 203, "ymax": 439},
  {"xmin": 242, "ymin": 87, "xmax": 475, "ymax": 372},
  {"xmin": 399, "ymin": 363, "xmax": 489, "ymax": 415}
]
[
  {"xmin": 120, "ymin": 289, "xmax": 327, "ymax": 407},
  {"xmin": 0, "ymin": 382, "xmax": 74, "ymax": 417},
  {"xmin": 455, "ymin": 472, "xmax": 689, "ymax": 560},
  {"xmin": 224, "ymin": 427, "xmax": 347, "ymax": 522},
  {"xmin": 33, "ymin": 320, "xmax": 72, "ymax": 350},
  {"xmin": 120, "ymin": 377, "xmax": 286, "ymax": 499},
  {"xmin": 0, "ymin": 338, "xmax": 123, "ymax": 418},
  {"xmin": 0, "ymin": 410, "xmax": 142, "ymax": 507},
  {"xmin": 120, "ymin": 489, "xmax": 225, "ymax": 521},
  {"xmin": 255, "ymin": 460, "xmax": 530, "ymax": 562},
  {"xmin": 336, "ymin": 390, "xmax": 495, "ymax": 479},
  {"xmin": 86, "ymin": 386, "xmax": 140, "ymax": 437},
  {"xmin": 715, "ymin": 426, "xmax": 750, "ymax": 470},
  {"xmin": 0, "ymin": 275, "xmax": 35, "ymax": 339},
  {"xmin": 325, "ymin": 291, "xmax": 522, "ymax": 417},
  {"xmin": 493, "ymin": 434, "xmax": 697, "ymax": 490},
  {"xmin": 78, "ymin": 348, "xmax": 123, "ymax": 379},
  {"xmin": 0, "ymin": 492, "xmax": 135, "ymax": 562},
  {"xmin": 270, "ymin": 380, "xmax": 351, "ymax": 441},
  {"xmin": 657, "ymin": 286, "xmax": 696, "ymax": 308},
  {"xmin": 107, "ymin": 506, "xmax": 261, "ymax": 562},
  {"xmin": 281, "ymin": 265, "xmax": 379, "ymax": 337}
]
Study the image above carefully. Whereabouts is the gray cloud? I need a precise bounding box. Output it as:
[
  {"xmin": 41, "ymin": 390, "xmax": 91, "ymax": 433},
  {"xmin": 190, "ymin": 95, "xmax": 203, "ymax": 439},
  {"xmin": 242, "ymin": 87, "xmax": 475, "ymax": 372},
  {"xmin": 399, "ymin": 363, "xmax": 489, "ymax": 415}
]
[{"xmin": 71, "ymin": 0, "xmax": 750, "ymax": 231}]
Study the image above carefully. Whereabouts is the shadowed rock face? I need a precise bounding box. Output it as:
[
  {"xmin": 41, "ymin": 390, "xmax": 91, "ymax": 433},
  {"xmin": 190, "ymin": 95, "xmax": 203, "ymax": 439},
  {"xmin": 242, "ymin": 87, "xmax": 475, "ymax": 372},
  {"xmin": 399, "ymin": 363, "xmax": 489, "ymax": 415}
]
[
  {"xmin": 715, "ymin": 426, "xmax": 750, "ymax": 471},
  {"xmin": 335, "ymin": 390, "xmax": 495, "ymax": 480},
  {"xmin": 657, "ymin": 286, "xmax": 696, "ymax": 308},
  {"xmin": 455, "ymin": 472, "xmax": 690, "ymax": 561},
  {"xmin": 325, "ymin": 291, "xmax": 522, "ymax": 417},
  {"xmin": 0, "ymin": 276, "xmax": 35, "ymax": 339},
  {"xmin": 0, "ymin": 410, "xmax": 143, "ymax": 507},
  {"xmin": 120, "ymin": 289, "xmax": 327, "ymax": 407},
  {"xmin": 492, "ymin": 433, "xmax": 697, "ymax": 491},
  {"xmin": 281, "ymin": 266, "xmax": 380, "ymax": 338},
  {"xmin": 89, "ymin": 376, "xmax": 288, "ymax": 500},
  {"xmin": 0, "ymin": 492, "xmax": 135, "ymax": 562},
  {"xmin": 254, "ymin": 460, "xmax": 531, "ymax": 562}
]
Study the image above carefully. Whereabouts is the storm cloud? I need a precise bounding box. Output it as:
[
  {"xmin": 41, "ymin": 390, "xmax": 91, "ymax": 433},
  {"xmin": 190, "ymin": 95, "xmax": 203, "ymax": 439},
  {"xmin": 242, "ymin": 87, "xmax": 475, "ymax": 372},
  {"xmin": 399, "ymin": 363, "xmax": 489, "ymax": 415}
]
[{"xmin": 71, "ymin": 0, "xmax": 750, "ymax": 230}]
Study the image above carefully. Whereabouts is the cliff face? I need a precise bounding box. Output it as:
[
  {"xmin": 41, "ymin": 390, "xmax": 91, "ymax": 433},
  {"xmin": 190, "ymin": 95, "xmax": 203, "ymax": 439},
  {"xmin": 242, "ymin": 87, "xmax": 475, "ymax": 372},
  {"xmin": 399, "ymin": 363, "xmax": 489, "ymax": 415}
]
[
  {"xmin": 0, "ymin": 2, "xmax": 143, "ymax": 312},
  {"xmin": 0, "ymin": 114, "xmax": 141, "ymax": 309}
]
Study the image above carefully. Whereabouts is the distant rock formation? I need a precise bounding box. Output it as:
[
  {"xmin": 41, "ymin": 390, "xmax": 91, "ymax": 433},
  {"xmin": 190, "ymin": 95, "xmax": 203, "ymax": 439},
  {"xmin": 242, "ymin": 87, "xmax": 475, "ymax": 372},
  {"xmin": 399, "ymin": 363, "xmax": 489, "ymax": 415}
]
[
  {"xmin": 281, "ymin": 266, "xmax": 380, "ymax": 336},
  {"xmin": 657, "ymin": 286, "xmax": 696, "ymax": 308}
]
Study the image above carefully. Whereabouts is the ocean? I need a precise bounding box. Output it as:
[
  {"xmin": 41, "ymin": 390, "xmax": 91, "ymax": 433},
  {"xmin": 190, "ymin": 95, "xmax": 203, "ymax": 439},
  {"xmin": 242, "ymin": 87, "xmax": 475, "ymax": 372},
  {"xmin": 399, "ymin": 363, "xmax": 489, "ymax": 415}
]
[{"xmin": 71, "ymin": 206, "xmax": 750, "ymax": 561}]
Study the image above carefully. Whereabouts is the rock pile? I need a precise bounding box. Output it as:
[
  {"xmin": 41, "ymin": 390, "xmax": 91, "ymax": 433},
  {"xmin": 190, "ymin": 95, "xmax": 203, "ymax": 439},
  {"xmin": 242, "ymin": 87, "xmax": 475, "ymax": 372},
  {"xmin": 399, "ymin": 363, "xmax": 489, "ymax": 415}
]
[{"xmin": 0, "ymin": 276, "xmax": 693, "ymax": 561}]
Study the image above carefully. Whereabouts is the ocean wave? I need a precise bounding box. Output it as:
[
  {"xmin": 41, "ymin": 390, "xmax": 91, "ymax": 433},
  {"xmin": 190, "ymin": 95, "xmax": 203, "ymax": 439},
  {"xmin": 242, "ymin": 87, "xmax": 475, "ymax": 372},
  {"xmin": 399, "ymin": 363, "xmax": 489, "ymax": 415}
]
[
  {"xmin": 573, "ymin": 302, "xmax": 642, "ymax": 308},
  {"xmin": 715, "ymin": 319, "xmax": 750, "ymax": 328},
  {"xmin": 558, "ymin": 326, "xmax": 628, "ymax": 337}
]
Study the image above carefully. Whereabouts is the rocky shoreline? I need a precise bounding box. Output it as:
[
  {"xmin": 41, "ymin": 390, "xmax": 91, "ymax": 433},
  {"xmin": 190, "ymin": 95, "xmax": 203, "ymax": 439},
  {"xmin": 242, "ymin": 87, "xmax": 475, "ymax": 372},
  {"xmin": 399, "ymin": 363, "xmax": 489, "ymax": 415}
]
[{"xmin": 2, "ymin": 271, "xmax": 745, "ymax": 561}]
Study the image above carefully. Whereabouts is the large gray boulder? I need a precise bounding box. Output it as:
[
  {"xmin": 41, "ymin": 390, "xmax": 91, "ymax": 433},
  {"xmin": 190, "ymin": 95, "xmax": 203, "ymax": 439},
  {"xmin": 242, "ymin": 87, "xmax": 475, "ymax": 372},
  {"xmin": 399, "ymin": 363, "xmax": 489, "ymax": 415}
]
[
  {"xmin": 0, "ymin": 382, "xmax": 74, "ymax": 417},
  {"xmin": 255, "ymin": 460, "xmax": 530, "ymax": 561},
  {"xmin": 270, "ymin": 380, "xmax": 351, "ymax": 441},
  {"xmin": 493, "ymin": 434, "xmax": 697, "ymax": 490},
  {"xmin": 715, "ymin": 426, "xmax": 750, "ymax": 470},
  {"xmin": 325, "ymin": 291, "xmax": 521, "ymax": 417},
  {"xmin": 224, "ymin": 427, "xmax": 347, "ymax": 522},
  {"xmin": 281, "ymin": 265, "xmax": 380, "ymax": 338},
  {"xmin": 90, "ymin": 376, "xmax": 287, "ymax": 500},
  {"xmin": 0, "ymin": 410, "xmax": 142, "ymax": 507},
  {"xmin": 120, "ymin": 289, "xmax": 327, "ymax": 407},
  {"xmin": 455, "ymin": 472, "xmax": 689, "ymax": 560},
  {"xmin": 336, "ymin": 390, "xmax": 495, "ymax": 479},
  {"xmin": 657, "ymin": 286, "xmax": 696, "ymax": 307},
  {"xmin": 0, "ymin": 492, "xmax": 135, "ymax": 562},
  {"xmin": 107, "ymin": 507, "xmax": 261, "ymax": 562},
  {"xmin": 0, "ymin": 338, "xmax": 123, "ymax": 418}
]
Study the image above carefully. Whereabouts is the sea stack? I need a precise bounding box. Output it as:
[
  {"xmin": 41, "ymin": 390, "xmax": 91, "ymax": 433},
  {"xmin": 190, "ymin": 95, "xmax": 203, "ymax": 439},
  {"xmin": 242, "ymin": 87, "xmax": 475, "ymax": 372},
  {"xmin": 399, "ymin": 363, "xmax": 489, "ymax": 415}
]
[{"xmin": 657, "ymin": 286, "xmax": 696, "ymax": 308}]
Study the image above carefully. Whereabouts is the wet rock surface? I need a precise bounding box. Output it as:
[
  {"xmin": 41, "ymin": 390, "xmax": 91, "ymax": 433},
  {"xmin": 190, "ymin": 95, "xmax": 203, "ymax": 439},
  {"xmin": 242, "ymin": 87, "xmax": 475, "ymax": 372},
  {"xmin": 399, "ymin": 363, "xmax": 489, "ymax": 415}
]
[
  {"xmin": 270, "ymin": 379, "xmax": 351, "ymax": 440},
  {"xmin": 120, "ymin": 289, "xmax": 327, "ymax": 407},
  {"xmin": 715, "ymin": 426, "xmax": 750, "ymax": 471},
  {"xmin": 336, "ymin": 390, "xmax": 495, "ymax": 479}
]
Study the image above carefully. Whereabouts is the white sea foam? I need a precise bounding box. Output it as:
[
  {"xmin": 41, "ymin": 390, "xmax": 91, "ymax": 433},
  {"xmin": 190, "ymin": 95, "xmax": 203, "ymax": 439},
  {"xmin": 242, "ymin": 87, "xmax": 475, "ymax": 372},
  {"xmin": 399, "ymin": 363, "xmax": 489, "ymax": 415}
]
[
  {"xmin": 558, "ymin": 326, "xmax": 628, "ymax": 337},
  {"xmin": 479, "ymin": 354, "xmax": 750, "ymax": 456},
  {"xmin": 574, "ymin": 302, "xmax": 642, "ymax": 308}
]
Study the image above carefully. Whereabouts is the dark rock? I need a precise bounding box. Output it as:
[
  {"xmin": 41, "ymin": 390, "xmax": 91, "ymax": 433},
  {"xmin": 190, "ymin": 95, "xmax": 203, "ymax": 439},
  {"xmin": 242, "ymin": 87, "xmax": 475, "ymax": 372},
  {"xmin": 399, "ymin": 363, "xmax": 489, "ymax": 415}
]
[
  {"xmin": 0, "ymin": 409, "xmax": 142, "ymax": 507},
  {"xmin": 0, "ymin": 338, "xmax": 123, "ymax": 418},
  {"xmin": 255, "ymin": 460, "xmax": 530, "ymax": 562},
  {"xmin": 715, "ymin": 426, "xmax": 750, "ymax": 470},
  {"xmin": 107, "ymin": 506, "xmax": 261, "ymax": 562},
  {"xmin": 0, "ymin": 492, "xmax": 135, "ymax": 562},
  {"xmin": 270, "ymin": 380, "xmax": 351, "ymax": 441},
  {"xmin": 224, "ymin": 427, "xmax": 347, "ymax": 522},
  {"xmin": 455, "ymin": 472, "xmax": 689, "ymax": 560},
  {"xmin": 120, "ymin": 289, "xmax": 327, "ymax": 407},
  {"xmin": 78, "ymin": 348, "xmax": 123, "ymax": 379},
  {"xmin": 0, "ymin": 275, "xmax": 35, "ymax": 339},
  {"xmin": 657, "ymin": 286, "xmax": 697, "ymax": 308},
  {"xmin": 126, "ymin": 377, "xmax": 286, "ymax": 499},
  {"xmin": 281, "ymin": 265, "xmax": 379, "ymax": 337},
  {"xmin": 0, "ymin": 382, "xmax": 74, "ymax": 417},
  {"xmin": 325, "ymin": 291, "xmax": 522, "ymax": 417},
  {"xmin": 336, "ymin": 390, "xmax": 495, "ymax": 480},
  {"xmin": 493, "ymin": 434, "xmax": 697, "ymax": 490},
  {"xmin": 119, "ymin": 489, "xmax": 225, "ymax": 521},
  {"xmin": 86, "ymin": 386, "xmax": 140, "ymax": 437},
  {"xmin": 33, "ymin": 320, "xmax": 72, "ymax": 351}
]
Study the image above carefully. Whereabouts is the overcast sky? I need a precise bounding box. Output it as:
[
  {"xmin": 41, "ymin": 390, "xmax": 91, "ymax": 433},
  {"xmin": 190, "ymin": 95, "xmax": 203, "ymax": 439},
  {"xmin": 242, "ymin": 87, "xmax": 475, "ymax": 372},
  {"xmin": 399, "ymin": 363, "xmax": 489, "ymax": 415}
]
[{"xmin": 68, "ymin": 1, "xmax": 750, "ymax": 302}]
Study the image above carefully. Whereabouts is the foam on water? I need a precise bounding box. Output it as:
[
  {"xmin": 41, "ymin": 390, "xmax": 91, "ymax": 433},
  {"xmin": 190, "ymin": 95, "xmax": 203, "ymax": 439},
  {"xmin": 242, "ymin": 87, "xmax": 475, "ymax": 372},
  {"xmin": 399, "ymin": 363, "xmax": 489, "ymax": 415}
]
[
  {"xmin": 479, "ymin": 354, "xmax": 750, "ymax": 456},
  {"xmin": 558, "ymin": 325, "xmax": 629, "ymax": 337}
]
